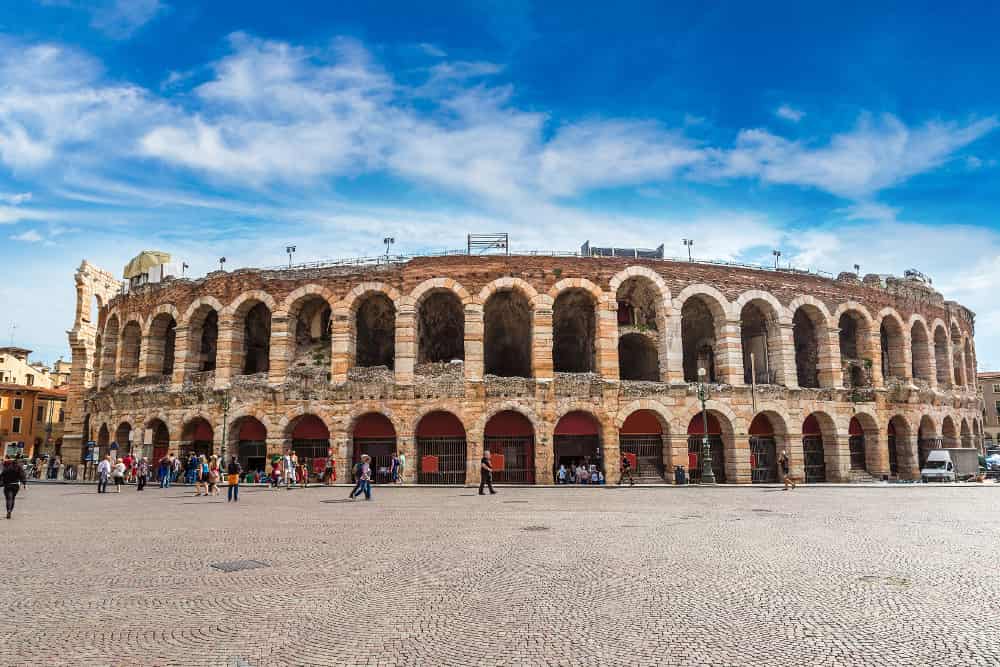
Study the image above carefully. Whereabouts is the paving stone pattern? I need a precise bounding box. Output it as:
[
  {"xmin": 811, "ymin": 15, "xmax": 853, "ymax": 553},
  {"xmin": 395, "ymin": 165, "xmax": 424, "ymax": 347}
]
[{"xmin": 2, "ymin": 484, "xmax": 999, "ymax": 666}]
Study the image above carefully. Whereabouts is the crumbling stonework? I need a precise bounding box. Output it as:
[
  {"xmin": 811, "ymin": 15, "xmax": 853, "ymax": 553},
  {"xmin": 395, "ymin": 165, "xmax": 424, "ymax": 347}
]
[{"xmin": 65, "ymin": 254, "xmax": 982, "ymax": 485}]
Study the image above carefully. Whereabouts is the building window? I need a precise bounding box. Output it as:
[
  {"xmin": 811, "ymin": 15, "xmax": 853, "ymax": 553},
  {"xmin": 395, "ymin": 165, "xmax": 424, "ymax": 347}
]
[
  {"xmin": 26, "ymin": 374, "xmax": 33, "ymax": 386},
  {"xmin": 993, "ymin": 384, "xmax": 1000, "ymax": 393},
  {"xmin": 11, "ymin": 416, "xmax": 21, "ymax": 433},
  {"xmin": 58, "ymin": 409, "xmax": 64, "ymax": 423},
  {"xmin": 37, "ymin": 406, "xmax": 44, "ymax": 422},
  {"xmin": 13, "ymin": 398, "xmax": 22, "ymax": 411}
]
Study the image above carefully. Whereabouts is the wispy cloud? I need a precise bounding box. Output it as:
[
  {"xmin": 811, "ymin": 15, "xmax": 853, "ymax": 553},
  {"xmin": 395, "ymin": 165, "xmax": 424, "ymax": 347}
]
[
  {"xmin": 0, "ymin": 192, "xmax": 31, "ymax": 205},
  {"xmin": 10, "ymin": 229, "xmax": 42, "ymax": 242},
  {"xmin": 39, "ymin": 0, "xmax": 167, "ymax": 39},
  {"xmin": 775, "ymin": 104, "xmax": 805, "ymax": 122}
]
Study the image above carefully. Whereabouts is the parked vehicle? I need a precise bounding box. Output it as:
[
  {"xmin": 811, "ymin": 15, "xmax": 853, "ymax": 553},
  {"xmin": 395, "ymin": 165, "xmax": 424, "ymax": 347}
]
[{"xmin": 921, "ymin": 449, "xmax": 980, "ymax": 482}]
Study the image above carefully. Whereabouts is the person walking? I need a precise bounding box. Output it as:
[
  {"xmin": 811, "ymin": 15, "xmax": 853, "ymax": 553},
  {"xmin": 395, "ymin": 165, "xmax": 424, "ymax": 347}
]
[
  {"xmin": 158, "ymin": 455, "xmax": 170, "ymax": 488},
  {"xmin": 226, "ymin": 457, "xmax": 242, "ymax": 503},
  {"xmin": 389, "ymin": 453, "xmax": 400, "ymax": 484},
  {"xmin": 479, "ymin": 449, "xmax": 496, "ymax": 495},
  {"xmin": 136, "ymin": 457, "xmax": 148, "ymax": 491},
  {"xmin": 96, "ymin": 455, "xmax": 111, "ymax": 493},
  {"xmin": 619, "ymin": 454, "xmax": 635, "ymax": 487},
  {"xmin": 397, "ymin": 452, "xmax": 406, "ymax": 484},
  {"xmin": 779, "ymin": 451, "xmax": 796, "ymax": 490},
  {"xmin": 208, "ymin": 455, "xmax": 221, "ymax": 496},
  {"xmin": 350, "ymin": 454, "xmax": 372, "ymax": 500},
  {"xmin": 3, "ymin": 458, "xmax": 27, "ymax": 519},
  {"xmin": 283, "ymin": 451, "xmax": 295, "ymax": 490},
  {"xmin": 112, "ymin": 458, "xmax": 126, "ymax": 493}
]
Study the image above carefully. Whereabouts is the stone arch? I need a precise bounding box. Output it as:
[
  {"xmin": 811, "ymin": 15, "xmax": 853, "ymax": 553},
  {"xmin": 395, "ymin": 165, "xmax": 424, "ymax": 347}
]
[
  {"xmin": 964, "ymin": 337, "xmax": 975, "ymax": 390},
  {"xmin": 942, "ymin": 415, "xmax": 958, "ymax": 448},
  {"xmin": 478, "ymin": 277, "xmax": 540, "ymax": 305},
  {"xmin": 226, "ymin": 291, "xmax": 276, "ymax": 376},
  {"xmin": 552, "ymin": 285, "xmax": 598, "ymax": 373},
  {"xmin": 615, "ymin": 271, "xmax": 670, "ymax": 382},
  {"xmin": 932, "ymin": 322, "xmax": 951, "ymax": 388},
  {"xmin": 179, "ymin": 415, "xmax": 216, "ymax": 458},
  {"xmin": 684, "ymin": 404, "xmax": 738, "ymax": 483},
  {"xmin": 608, "ymin": 266, "xmax": 670, "ymax": 302},
  {"xmin": 346, "ymin": 403, "xmax": 408, "ymax": 443},
  {"xmin": 415, "ymin": 289, "xmax": 465, "ymax": 365},
  {"xmin": 482, "ymin": 409, "xmax": 538, "ymax": 484},
  {"xmin": 909, "ymin": 316, "xmax": 933, "ymax": 383},
  {"xmin": 837, "ymin": 304, "xmax": 875, "ymax": 388},
  {"xmin": 960, "ymin": 417, "xmax": 972, "ymax": 448},
  {"xmin": 277, "ymin": 284, "xmax": 336, "ymax": 317},
  {"xmin": 141, "ymin": 304, "xmax": 179, "ymax": 337},
  {"xmin": 618, "ymin": 406, "xmax": 671, "ymax": 482},
  {"xmin": 551, "ymin": 408, "xmax": 606, "ymax": 480},
  {"xmin": 483, "ymin": 285, "xmax": 533, "ymax": 377},
  {"xmin": 282, "ymin": 287, "xmax": 334, "ymax": 371},
  {"xmin": 950, "ymin": 322, "xmax": 965, "ymax": 387},
  {"xmin": 615, "ymin": 399, "xmax": 672, "ymax": 430},
  {"xmin": 887, "ymin": 414, "xmax": 912, "ymax": 477},
  {"xmin": 118, "ymin": 319, "xmax": 143, "ymax": 379},
  {"xmin": 144, "ymin": 308, "xmax": 178, "ymax": 377},
  {"xmin": 277, "ymin": 406, "xmax": 338, "ymax": 440},
  {"xmin": 790, "ymin": 302, "xmax": 826, "ymax": 388},
  {"xmin": 736, "ymin": 292, "xmax": 785, "ymax": 386},
  {"xmin": 678, "ymin": 286, "xmax": 729, "ymax": 383},
  {"xmin": 878, "ymin": 308, "xmax": 908, "ymax": 383},
  {"xmin": 181, "ymin": 296, "xmax": 225, "ymax": 326},
  {"xmin": 801, "ymin": 411, "xmax": 837, "ymax": 483},
  {"xmin": 414, "ymin": 409, "xmax": 468, "ymax": 485},
  {"xmin": 347, "ymin": 287, "xmax": 399, "ymax": 370},
  {"xmin": 99, "ymin": 313, "xmax": 120, "ymax": 385},
  {"xmin": 748, "ymin": 409, "xmax": 790, "ymax": 483}
]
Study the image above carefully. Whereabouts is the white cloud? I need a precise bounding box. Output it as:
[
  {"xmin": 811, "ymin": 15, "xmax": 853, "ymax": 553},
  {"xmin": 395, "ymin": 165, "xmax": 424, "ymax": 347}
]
[
  {"xmin": 418, "ymin": 43, "xmax": 447, "ymax": 58},
  {"xmin": 839, "ymin": 201, "xmax": 900, "ymax": 223},
  {"xmin": 40, "ymin": 0, "xmax": 166, "ymax": 39},
  {"xmin": 0, "ymin": 192, "xmax": 32, "ymax": 205},
  {"xmin": 776, "ymin": 105, "xmax": 805, "ymax": 122},
  {"xmin": 10, "ymin": 229, "xmax": 43, "ymax": 242}
]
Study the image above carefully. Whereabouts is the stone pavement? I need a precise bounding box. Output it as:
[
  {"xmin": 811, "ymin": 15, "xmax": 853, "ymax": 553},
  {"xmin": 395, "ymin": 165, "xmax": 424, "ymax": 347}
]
[{"xmin": 2, "ymin": 483, "xmax": 998, "ymax": 666}]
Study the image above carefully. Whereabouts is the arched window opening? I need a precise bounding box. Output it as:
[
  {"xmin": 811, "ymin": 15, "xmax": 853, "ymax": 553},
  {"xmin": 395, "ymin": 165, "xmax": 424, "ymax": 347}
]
[
  {"xmin": 950, "ymin": 324, "xmax": 964, "ymax": 387},
  {"xmin": 147, "ymin": 419, "xmax": 170, "ymax": 465},
  {"xmin": 839, "ymin": 311, "xmax": 871, "ymax": 388},
  {"xmin": 802, "ymin": 414, "xmax": 826, "ymax": 483},
  {"xmin": 353, "ymin": 413, "xmax": 397, "ymax": 485},
  {"xmin": 233, "ymin": 417, "xmax": 267, "ymax": 474},
  {"xmin": 686, "ymin": 413, "xmax": 726, "ymax": 483},
  {"xmin": 417, "ymin": 292, "xmax": 464, "ymax": 366},
  {"xmin": 97, "ymin": 423, "xmax": 110, "ymax": 460},
  {"xmin": 620, "ymin": 410, "xmax": 666, "ymax": 482},
  {"xmin": 242, "ymin": 302, "xmax": 271, "ymax": 375},
  {"xmin": 553, "ymin": 411, "xmax": 602, "ymax": 481},
  {"xmin": 416, "ymin": 411, "xmax": 467, "ymax": 484},
  {"xmin": 942, "ymin": 416, "xmax": 958, "ymax": 449},
  {"xmin": 792, "ymin": 308, "xmax": 821, "ymax": 388},
  {"xmin": 119, "ymin": 321, "xmax": 142, "ymax": 379},
  {"xmin": 289, "ymin": 415, "xmax": 330, "ymax": 483},
  {"xmin": 147, "ymin": 314, "xmax": 177, "ymax": 377},
  {"xmin": 292, "ymin": 297, "xmax": 331, "ymax": 369},
  {"xmin": 484, "ymin": 290, "xmax": 532, "ymax": 378},
  {"xmin": 848, "ymin": 417, "xmax": 866, "ymax": 471},
  {"xmin": 100, "ymin": 315, "xmax": 120, "ymax": 384},
  {"xmin": 682, "ymin": 296, "xmax": 719, "ymax": 382},
  {"xmin": 181, "ymin": 418, "xmax": 214, "ymax": 460},
  {"xmin": 616, "ymin": 277, "xmax": 660, "ymax": 330},
  {"xmin": 553, "ymin": 289, "xmax": 596, "ymax": 373},
  {"xmin": 355, "ymin": 293, "xmax": 395, "ymax": 369},
  {"xmin": 910, "ymin": 321, "xmax": 932, "ymax": 383},
  {"xmin": 115, "ymin": 421, "xmax": 133, "ymax": 454},
  {"xmin": 741, "ymin": 301, "xmax": 781, "ymax": 385},
  {"xmin": 749, "ymin": 414, "xmax": 779, "ymax": 483},
  {"xmin": 887, "ymin": 418, "xmax": 902, "ymax": 475},
  {"xmin": 618, "ymin": 333, "xmax": 659, "ymax": 381},
  {"xmin": 484, "ymin": 410, "xmax": 535, "ymax": 484},
  {"xmin": 933, "ymin": 326, "xmax": 950, "ymax": 387},
  {"xmin": 880, "ymin": 317, "xmax": 906, "ymax": 382},
  {"xmin": 918, "ymin": 416, "xmax": 940, "ymax": 467},
  {"xmin": 961, "ymin": 419, "xmax": 972, "ymax": 448}
]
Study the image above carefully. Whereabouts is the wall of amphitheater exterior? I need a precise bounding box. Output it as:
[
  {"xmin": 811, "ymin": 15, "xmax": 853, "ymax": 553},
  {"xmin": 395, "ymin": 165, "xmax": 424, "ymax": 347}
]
[{"xmin": 64, "ymin": 255, "xmax": 983, "ymax": 485}]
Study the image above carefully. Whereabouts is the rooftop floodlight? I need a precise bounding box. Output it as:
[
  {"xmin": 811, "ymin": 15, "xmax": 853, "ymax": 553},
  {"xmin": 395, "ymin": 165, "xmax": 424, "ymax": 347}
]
[
  {"xmin": 219, "ymin": 257, "xmax": 226, "ymax": 271},
  {"xmin": 383, "ymin": 237, "xmax": 395, "ymax": 257},
  {"xmin": 286, "ymin": 245, "xmax": 296, "ymax": 268},
  {"xmin": 682, "ymin": 238, "xmax": 694, "ymax": 262},
  {"xmin": 772, "ymin": 249, "xmax": 782, "ymax": 269}
]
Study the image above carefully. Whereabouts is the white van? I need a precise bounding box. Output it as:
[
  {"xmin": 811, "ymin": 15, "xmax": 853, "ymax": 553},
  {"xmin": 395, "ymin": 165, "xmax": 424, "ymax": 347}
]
[{"xmin": 920, "ymin": 449, "xmax": 980, "ymax": 482}]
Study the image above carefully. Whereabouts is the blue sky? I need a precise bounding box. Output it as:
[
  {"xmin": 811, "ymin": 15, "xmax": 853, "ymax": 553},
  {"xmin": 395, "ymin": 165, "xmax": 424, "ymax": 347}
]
[{"xmin": 2, "ymin": 1, "xmax": 1000, "ymax": 367}]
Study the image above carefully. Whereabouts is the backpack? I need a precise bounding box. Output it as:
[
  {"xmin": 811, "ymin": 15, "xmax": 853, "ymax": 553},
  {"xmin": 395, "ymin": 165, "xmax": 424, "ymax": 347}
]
[{"xmin": 353, "ymin": 462, "xmax": 364, "ymax": 481}]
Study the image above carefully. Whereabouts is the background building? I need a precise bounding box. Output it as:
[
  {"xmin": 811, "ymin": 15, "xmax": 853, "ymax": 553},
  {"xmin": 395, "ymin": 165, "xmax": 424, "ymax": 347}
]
[
  {"xmin": 1, "ymin": 383, "xmax": 67, "ymax": 459},
  {"xmin": 978, "ymin": 371, "xmax": 1000, "ymax": 448}
]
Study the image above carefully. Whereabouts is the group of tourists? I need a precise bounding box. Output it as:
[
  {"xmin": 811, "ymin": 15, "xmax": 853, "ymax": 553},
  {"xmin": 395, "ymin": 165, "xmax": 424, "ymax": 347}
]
[{"xmin": 556, "ymin": 462, "xmax": 606, "ymax": 485}]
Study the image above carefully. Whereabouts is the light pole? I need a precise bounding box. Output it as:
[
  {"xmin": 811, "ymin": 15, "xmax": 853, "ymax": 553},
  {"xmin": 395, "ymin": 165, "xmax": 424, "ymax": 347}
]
[
  {"xmin": 853, "ymin": 263, "xmax": 860, "ymax": 275},
  {"xmin": 682, "ymin": 238, "xmax": 694, "ymax": 261},
  {"xmin": 772, "ymin": 249, "xmax": 781, "ymax": 269},
  {"xmin": 286, "ymin": 245, "xmax": 296, "ymax": 268},
  {"xmin": 218, "ymin": 257, "xmax": 226, "ymax": 272},
  {"xmin": 697, "ymin": 367, "xmax": 716, "ymax": 484},
  {"xmin": 383, "ymin": 237, "xmax": 395, "ymax": 258},
  {"xmin": 219, "ymin": 391, "xmax": 230, "ymax": 466}
]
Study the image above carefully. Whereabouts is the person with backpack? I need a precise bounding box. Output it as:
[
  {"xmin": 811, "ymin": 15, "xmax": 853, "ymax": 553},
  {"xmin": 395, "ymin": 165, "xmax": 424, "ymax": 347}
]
[
  {"xmin": 111, "ymin": 457, "xmax": 126, "ymax": 492},
  {"xmin": 479, "ymin": 449, "xmax": 496, "ymax": 496},
  {"xmin": 136, "ymin": 457, "xmax": 149, "ymax": 491},
  {"xmin": 350, "ymin": 454, "xmax": 372, "ymax": 501},
  {"xmin": 780, "ymin": 451, "xmax": 796, "ymax": 490},
  {"xmin": 96, "ymin": 455, "xmax": 111, "ymax": 493},
  {"xmin": 3, "ymin": 457, "xmax": 27, "ymax": 519},
  {"xmin": 158, "ymin": 455, "xmax": 171, "ymax": 488},
  {"xmin": 619, "ymin": 454, "xmax": 635, "ymax": 487},
  {"xmin": 226, "ymin": 457, "xmax": 242, "ymax": 502}
]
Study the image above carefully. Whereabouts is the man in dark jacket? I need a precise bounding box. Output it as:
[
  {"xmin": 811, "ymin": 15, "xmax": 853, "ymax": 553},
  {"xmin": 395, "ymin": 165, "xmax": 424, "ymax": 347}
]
[{"xmin": 2, "ymin": 458, "xmax": 27, "ymax": 519}]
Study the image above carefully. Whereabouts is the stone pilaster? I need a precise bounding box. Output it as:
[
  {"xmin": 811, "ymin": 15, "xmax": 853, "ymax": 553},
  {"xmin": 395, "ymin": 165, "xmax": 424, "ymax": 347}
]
[
  {"xmin": 171, "ymin": 325, "xmax": 190, "ymax": 388},
  {"xmin": 665, "ymin": 314, "xmax": 684, "ymax": 383},
  {"xmin": 330, "ymin": 306, "xmax": 351, "ymax": 384},
  {"xmin": 268, "ymin": 314, "xmax": 291, "ymax": 384},
  {"xmin": 596, "ymin": 294, "xmax": 620, "ymax": 380},
  {"xmin": 214, "ymin": 319, "xmax": 235, "ymax": 389},
  {"xmin": 464, "ymin": 303, "xmax": 484, "ymax": 382},
  {"xmin": 395, "ymin": 302, "xmax": 416, "ymax": 385},
  {"xmin": 819, "ymin": 326, "xmax": 843, "ymax": 388},
  {"xmin": 717, "ymin": 319, "xmax": 744, "ymax": 385},
  {"xmin": 531, "ymin": 301, "xmax": 553, "ymax": 380}
]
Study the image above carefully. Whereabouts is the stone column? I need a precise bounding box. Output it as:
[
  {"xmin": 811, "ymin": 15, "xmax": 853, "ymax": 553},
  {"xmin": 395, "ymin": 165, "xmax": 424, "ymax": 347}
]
[
  {"xmin": 727, "ymin": 431, "xmax": 752, "ymax": 484},
  {"xmin": 819, "ymin": 326, "xmax": 843, "ymax": 388},
  {"xmin": 784, "ymin": 428, "xmax": 805, "ymax": 482},
  {"xmin": 665, "ymin": 311, "xmax": 684, "ymax": 383},
  {"xmin": 171, "ymin": 325, "xmax": 190, "ymax": 388},
  {"xmin": 776, "ymin": 323, "xmax": 799, "ymax": 389},
  {"xmin": 868, "ymin": 332, "xmax": 884, "ymax": 388},
  {"xmin": 399, "ymin": 432, "xmax": 417, "ymax": 483},
  {"xmin": 717, "ymin": 319, "xmax": 744, "ymax": 385},
  {"xmin": 596, "ymin": 294, "xmax": 620, "ymax": 380},
  {"xmin": 395, "ymin": 301, "xmax": 416, "ymax": 385},
  {"xmin": 898, "ymin": 433, "xmax": 920, "ymax": 480},
  {"xmin": 532, "ymin": 300, "xmax": 554, "ymax": 381},
  {"xmin": 868, "ymin": 428, "xmax": 891, "ymax": 479},
  {"xmin": 214, "ymin": 318, "xmax": 235, "ymax": 389},
  {"xmin": 330, "ymin": 306, "xmax": 351, "ymax": 384},
  {"xmin": 825, "ymin": 434, "xmax": 852, "ymax": 483},
  {"xmin": 603, "ymin": 420, "xmax": 621, "ymax": 485},
  {"xmin": 465, "ymin": 303, "xmax": 484, "ymax": 382},
  {"xmin": 268, "ymin": 314, "xmax": 291, "ymax": 384},
  {"xmin": 467, "ymin": 436, "xmax": 483, "ymax": 487},
  {"xmin": 534, "ymin": 429, "xmax": 554, "ymax": 485}
]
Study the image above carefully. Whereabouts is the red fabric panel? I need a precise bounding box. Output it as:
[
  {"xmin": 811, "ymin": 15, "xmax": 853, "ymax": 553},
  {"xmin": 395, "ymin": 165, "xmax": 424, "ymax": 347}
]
[
  {"xmin": 238, "ymin": 418, "xmax": 266, "ymax": 441},
  {"xmin": 623, "ymin": 452, "xmax": 637, "ymax": 470},
  {"xmin": 688, "ymin": 452, "xmax": 698, "ymax": 469},
  {"xmin": 188, "ymin": 419, "xmax": 213, "ymax": 441},
  {"xmin": 416, "ymin": 411, "xmax": 465, "ymax": 438},
  {"xmin": 802, "ymin": 415, "xmax": 820, "ymax": 436},
  {"xmin": 687, "ymin": 413, "xmax": 721, "ymax": 435},
  {"xmin": 848, "ymin": 417, "xmax": 863, "ymax": 436},
  {"xmin": 292, "ymin": 414, "xmax": 329, "ymax": 440},
  {"xmin": 354, "ymin": 412, "xmax": 396, "ymax": 438},
  {"xmin": 554, "ymin": 411, "xmax": 599, "ymax": 436},
  {"xmin": 749, "ymin": 414, "xmax": 773, "ymax": 436},
  {"xmin": 421, "ymin": 455, "xmax": 439, "ymax": 473},
  {"xmin": 491, "ymin": 453, "xmax": 505, "ymax": 471},
  {"xmin": 621, "ymin": 410, "xmax": 662, "ymax": 435},
  {"xmin": 484, "ymin": 410, "xmax": 533, "ymax": 437}
]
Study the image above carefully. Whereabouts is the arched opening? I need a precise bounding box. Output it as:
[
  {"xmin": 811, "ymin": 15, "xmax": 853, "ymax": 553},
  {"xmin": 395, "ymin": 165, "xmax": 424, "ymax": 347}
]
[
  {"xmin": 933, "ymin": 325, "xmax": 950, "ymax": 388},
  {"xmin": 291, "ymin": 296, "xmax": 331, "ymax": 370},
  {"xmin": 910, "ymin": 321, "xmax": 932, "ymax": 383},
  {"xmin": 93, "ymin": 334, "xmax": 102, "ymax": 382},
  {"xmin": 115, "ymin": 421, "xmax": 132, "ymax": 455},
  {"xmin": 553, "ymin": 289, "xmax": 596, "ymax": 373},
  {"xmin": 484, "ymin": 410, "xmax": 535, "ymax": 484},
  {"xmin": 618, "ymin": 333, "xmax": 659, "ymax": 381},
  {"xmin": 417, "ymin": 291, "xmax": 465, "ymax": 366},
  {"xmin": 801, "ymin": 414, "xmax": 827, "ymax": 483},
  {"xmin": 355, "ymin": 293, "xmax": 395, "ymax": 369},
  {"xmin": 887, "ymin": 417, "xmax": 907, "ymax": 476},
  {"xmin": 748, "ymin": 413, "xmax": 781, "ymax": 483},
  {"xmin": 918, "ymin": 416, "xmax": 939, "ymax": 467},
  {"xmin": 942, "ymin": 416, "xmax": 958, "ymax": 448},
  {"xmin": 191, "ymin": 307, "xmax": 219, "ymax": 373},
  {"xmin": 416, "ymin": 411, "xmax": 467, "ymax": 484},
  {"xmin": 484, "ymin": 290, "xmax": 532, "ymax": 378},
  {"xmin": 289, "ymin": 415, "xmax": 331, "ymax": 483},
  {"xmin": 619, "ymin": 410, "xmax": 666, "ymax": 482},
  {"xmin": 240, "ymin": 302, "xmax": 272, "ymax": 375},
  {"xmin": 89, "ymin": 294, "xmax": 101, "ymax": 326},
  {"xmin": 181, "ymin": 418, "xmax": 214, "ymax": 460},
  {"xmin": 147, "ymin": 313, "xmax": 177, "ymax": 377},
  {"xmin": 950, "ymin": 324, "xmax": 964, "ymax": 387},
  {"xmin": 119, "ymin": 321, "xmax": 142, "ymax": 379},
  {"xmin": 740, "ymin": 300, "xmax": 782, "ymax": 385},
  {"xmin": 233, "ymin": 417, "xmax": 267, "ymax": 474},
  {"xmin": 97, "ymin": 423, "xmax": 110, "ymax": 460},
  {"xmin": 839, "ymin": 310, "xmax": 871, "ymax": 388},
  {"xmin": 880, "ymin": 316, "xmax": 906, "ymax": 382},
  {"xmin": 792, "ymin": 306, "xmax": 823, "ymax": 388},
  {"xmin": 961, "ymin": 418, "xmax": 972, "ymax": 448},
  {"xmin": 682, "ymin": 296, "xmax": 722, "ymax": 382},
  {"xmin": 553, "ymin": 411, "xmax": 602, "ymax": 480},
  {"xmin": 146, "ymin": 418, "xmax": 170, "ymax": 465},
  {"xmin": 848, "ymin": 417, "xmax": 866, "ymax": 470},
  {"xmin": 964, "ymin": 338, "xmax": 975, "ymax": 389},
  {"xmin": 352, "ymin": 413, "xmax": 397, "ymax": 485},
  {"xmin": 686, "ymin": 412, "xmax": 727, "ymax": 483},
  {"xmin": 100, "ymin": 315, "xmax": 120, "ymax": 384}
]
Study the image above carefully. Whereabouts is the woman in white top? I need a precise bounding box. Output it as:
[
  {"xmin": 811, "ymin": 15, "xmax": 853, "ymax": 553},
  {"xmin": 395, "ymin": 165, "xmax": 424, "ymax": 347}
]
[{"xmin": 112, "ymin": 459, "xmax": 126, "ymax": 493}]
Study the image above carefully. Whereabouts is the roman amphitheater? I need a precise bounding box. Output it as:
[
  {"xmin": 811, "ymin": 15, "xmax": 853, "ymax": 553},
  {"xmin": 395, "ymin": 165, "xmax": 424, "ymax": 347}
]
[{"xmin": 62, "ymin": 248, "xmax": 983, "ymax": 486}]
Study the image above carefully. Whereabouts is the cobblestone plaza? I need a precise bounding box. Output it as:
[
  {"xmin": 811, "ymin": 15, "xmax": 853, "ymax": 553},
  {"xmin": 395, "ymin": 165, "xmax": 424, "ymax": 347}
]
[{"xmin": 3, "ymin": 484, "xmax": 998, "ymax": 666}]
